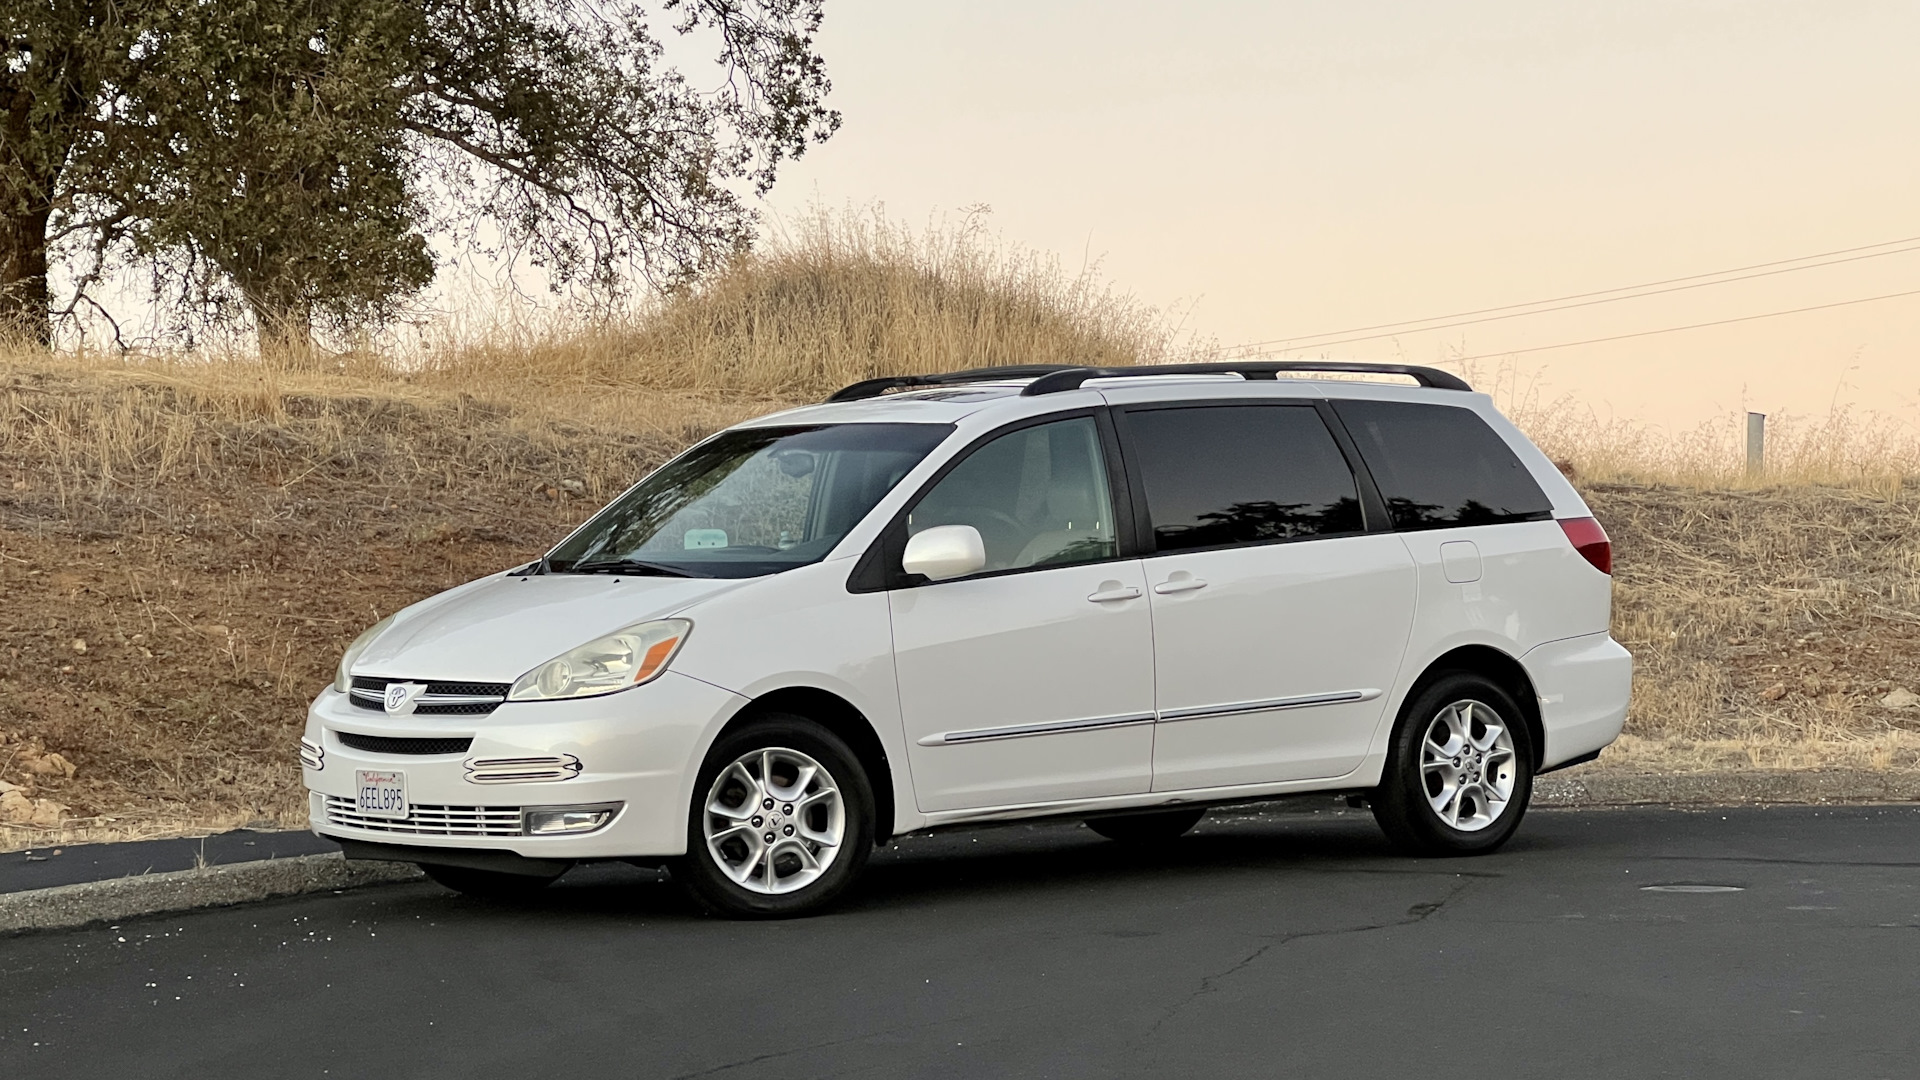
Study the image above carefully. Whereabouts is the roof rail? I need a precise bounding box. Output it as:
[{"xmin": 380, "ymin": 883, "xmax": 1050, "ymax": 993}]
[
  {"xmin": 1020, "ymin": 361, "xmax": 1471, "ymax": 396},
  {"xmin": 825, "ymin": 365, "xmax": 1080, "ymax": 402}
]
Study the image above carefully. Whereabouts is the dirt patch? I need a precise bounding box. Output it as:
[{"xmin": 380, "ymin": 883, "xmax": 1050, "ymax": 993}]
[{"xmin": 1, "ymin": 366, "xmax": 697, "ymax": 845}]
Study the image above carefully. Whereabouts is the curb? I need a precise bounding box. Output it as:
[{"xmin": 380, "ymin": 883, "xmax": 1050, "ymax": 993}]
[
  {"xmin": 1536, "ymin": 768, "xmax": 1920, "ymax": 807},
  {"xmin": 0, "ymin": 853, "xmax": 423, "ymax": 935}
]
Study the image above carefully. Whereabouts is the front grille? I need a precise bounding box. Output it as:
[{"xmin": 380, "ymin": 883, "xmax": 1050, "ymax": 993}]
[
  {"xmin": 336, "ymin": 733, "xmax": 473, "ymax": 756},
  {"xmin": 324, "ymin": 795, "xmax": 522, "ymax": 837},
  {"xmin": 348, "ymin": 676, "xmax": 510, "ymax": 716}
]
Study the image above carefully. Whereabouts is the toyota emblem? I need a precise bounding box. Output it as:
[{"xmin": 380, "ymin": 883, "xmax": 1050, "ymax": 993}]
[{"xmin": 383, "ymin": 681, "xmax": 428, "ymax": 716}]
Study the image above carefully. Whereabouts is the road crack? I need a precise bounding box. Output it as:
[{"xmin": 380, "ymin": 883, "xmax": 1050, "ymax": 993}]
[{"xmin": 1140, "ymin": 878, "xmax": 1474, "ymax": 1045}]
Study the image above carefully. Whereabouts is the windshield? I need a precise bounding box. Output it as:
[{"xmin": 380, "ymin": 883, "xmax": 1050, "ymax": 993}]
[{"xmin": 546, "ymin": 423, "xmax": 953, "ymax": 578}]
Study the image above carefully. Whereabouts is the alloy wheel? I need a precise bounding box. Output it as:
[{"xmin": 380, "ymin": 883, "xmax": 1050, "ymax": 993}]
[
  {"xmin": 1419, "ymin": 698, "xmax": 1517, "ymax": 832},
  {"xmin": 702, "ymin": 746, "xmax": 845, "ymax": 894}
]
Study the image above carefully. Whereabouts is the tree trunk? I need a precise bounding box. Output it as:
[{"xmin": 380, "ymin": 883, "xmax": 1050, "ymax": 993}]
[
  {"xmin": 0, "ymin": 204, "xmax": 53, "ymax": 346},
  {"xmin": 249, "ymin": 294, "xmax": 316, "ymax": 364}
]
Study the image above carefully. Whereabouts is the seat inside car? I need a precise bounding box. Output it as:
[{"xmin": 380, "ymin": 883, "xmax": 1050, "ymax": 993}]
[{"xmin": 1013, "ymin": 453, "xmax": 1109, "ymax": 568}]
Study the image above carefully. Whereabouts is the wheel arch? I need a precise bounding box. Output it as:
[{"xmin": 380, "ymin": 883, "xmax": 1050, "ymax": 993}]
[
  {"xmin": 1404, "ymin": 645, "xmax": 1545, "ymax": 771},
  {"xmin": 719, "ymin": 687, "xmax": 898, "ymax": 843}
]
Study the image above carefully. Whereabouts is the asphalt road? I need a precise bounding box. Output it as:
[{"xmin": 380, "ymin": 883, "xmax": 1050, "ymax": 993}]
[
  {"xmin": 3, "ymin": 803, "xmax": 1917, "ymax": 1079},
  {"xmin": 0, "ymin": 830, "xmax": 339, "ymax": 894}
]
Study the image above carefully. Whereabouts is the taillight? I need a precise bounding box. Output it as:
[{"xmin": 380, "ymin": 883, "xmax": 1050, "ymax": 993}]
[{"xmin": 1559, "ymin": 516, "xmax": 1612, "ymax": 575}]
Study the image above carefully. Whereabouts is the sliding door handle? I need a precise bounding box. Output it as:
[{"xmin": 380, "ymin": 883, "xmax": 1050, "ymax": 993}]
[
  {"xmin": 1086, "ymin": 585, "xmax": 1143, "ymax": 603},
  {"xmin": 1153, "ymin": 576, "xmax": 1208, "ymax": 594}
]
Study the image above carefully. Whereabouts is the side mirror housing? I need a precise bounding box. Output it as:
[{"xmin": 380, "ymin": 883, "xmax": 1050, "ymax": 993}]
[{"xmin": 901, "ymin": 525, "xmax": 986, "ymax": 581}]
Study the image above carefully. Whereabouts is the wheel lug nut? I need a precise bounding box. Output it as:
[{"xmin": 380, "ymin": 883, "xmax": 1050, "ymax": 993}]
[
  {"xmin": 763, "ymin": 831, "xmax": 776, "ymax": 843},
  {"xmin": 763, "ymin": 798, "xmax": 774, "ymax": 810},
  {"xmin": 752, "ymin": 815, "xmax": 763, "ymax": 827},
  {"xmin": 783, "ymin": 824, "xmax": 795, "ymax": 836},
  {"xmin": 783, "ymin": 804, "xmax": 794, "ymax": 814}
]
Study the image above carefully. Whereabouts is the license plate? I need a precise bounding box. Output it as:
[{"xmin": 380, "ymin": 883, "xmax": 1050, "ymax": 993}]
[{"xmin": 355, "ymin": 769, "xmax": 408, "ymax": 819}]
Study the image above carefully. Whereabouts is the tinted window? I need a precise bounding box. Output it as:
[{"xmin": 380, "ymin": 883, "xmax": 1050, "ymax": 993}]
[
  {"xmin": 909, "ymin": 417, "xmax": 1117, "ymax": 573},
  {"xmin": 1125, "ymin": 405, "xmax": 1362, "ymax": 553},
  {"xmin": 547, "ymin": 423, "xmax": 951, "ymax": 578},
  {"xmin": 1332, "ymin": 400, "xmax": 1551, "ymax": 530}
]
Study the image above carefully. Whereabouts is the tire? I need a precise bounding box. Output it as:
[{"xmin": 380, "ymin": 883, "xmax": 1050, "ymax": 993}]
[
  {"xmin": 1086, "ymin": 807, "xmax": 1206, "ymax": 843},
  {"xmin": 420, "ymin": 862, "xmax": 570, "ymax": 901},
  {"xmin": 670, "ymin": 714, "xmax": 875, "ymax": 918},
  {"xmin": 1371, "ymin": 671, "xmax": 1534, "ymax": 856}
]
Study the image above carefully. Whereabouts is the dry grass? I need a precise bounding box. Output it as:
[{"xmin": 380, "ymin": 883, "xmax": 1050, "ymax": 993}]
[
  {"xmin": 4, "ymin": 214, "xmax": 1919, "ymax": 848},
  {"xmin": 406, "ymin": 207, "xmax": 1184, "ymax": 401},
  {"xmin": 0, "ymin": 360, "xmax": 703, "ymax": 850},
  {"xmin": 1583, "ymin": 481, "xmax": 1920, "ymax": 774},
  {"xmin": 1473, "ymin": 360, "xmax": 1920, "ymax": 492}
]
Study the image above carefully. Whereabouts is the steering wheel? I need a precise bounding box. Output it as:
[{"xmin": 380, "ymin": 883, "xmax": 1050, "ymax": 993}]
[
  {"xmin": 968, "ymin": 507, "xmax": 1026, "ymax": 535},
  {"xmin": 931, "ymin": 506, "xmax": 1027, "ymax": 566}
]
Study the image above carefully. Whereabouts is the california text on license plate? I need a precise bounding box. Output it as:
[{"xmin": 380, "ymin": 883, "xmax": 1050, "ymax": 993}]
[{"xmin": 355, "ymin": 769, "xmax": 408, "ymax": 819}]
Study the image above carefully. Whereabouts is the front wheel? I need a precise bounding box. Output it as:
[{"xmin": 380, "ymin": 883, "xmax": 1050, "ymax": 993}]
[
  {"xmin": 671, "ymin": 715, "xmax": 875, "ymax": 918},
  {"xmin": 1371, "ymin": 672, "xmax": 1533, "ymax": 856}
]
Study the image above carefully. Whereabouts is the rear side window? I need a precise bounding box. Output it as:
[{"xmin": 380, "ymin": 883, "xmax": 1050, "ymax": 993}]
[
  {"xmin": 1124, "ymin": 405, "xmax": 1363, "ymax": 553},
  {"xmin": 1332, "ymin": 400, "xmax": 1551, "ymax": 530}
]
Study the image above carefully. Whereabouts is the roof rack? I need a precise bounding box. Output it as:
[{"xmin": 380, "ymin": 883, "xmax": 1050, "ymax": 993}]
[
  {"xmin": 823, "ymin": 360, "xmax": 1471, "ymax": 403},
  {"xmin": 825, "ymin": 365, "xmax": 1080, "ymax": 402},
  {"xmin": 1020, "ymin": 361, "xmax": 1471, "ymax": 396}
]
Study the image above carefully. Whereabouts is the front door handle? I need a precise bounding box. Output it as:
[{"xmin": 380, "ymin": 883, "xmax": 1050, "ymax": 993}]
[
  {"xmin": 1153, "ymin": 576, "xmax": 1208, "ymax": 594},
  {"xmin": 1086, "ymin": 585, "xmax": 1143, "ymax": 603}
]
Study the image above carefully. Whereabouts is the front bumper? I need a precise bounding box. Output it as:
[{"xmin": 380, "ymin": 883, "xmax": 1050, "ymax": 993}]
[{"xmin": 302, "ymin": 670, "xmax": 746, "ymax": 860}]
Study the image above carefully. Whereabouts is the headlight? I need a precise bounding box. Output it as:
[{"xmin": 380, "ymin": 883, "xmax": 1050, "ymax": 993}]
[
  {"xmin": 509, "ymin": 619, "xmax": 691, "ymax": 702},
  {"xmin": 334, "ymin": 614, "xmax": 396, "ymax": 693}
]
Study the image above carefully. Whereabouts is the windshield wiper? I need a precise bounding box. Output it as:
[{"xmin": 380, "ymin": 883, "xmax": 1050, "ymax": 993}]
[{"xmin": 558, "ymin": 558, "xmax": 702, "ymax": 578}]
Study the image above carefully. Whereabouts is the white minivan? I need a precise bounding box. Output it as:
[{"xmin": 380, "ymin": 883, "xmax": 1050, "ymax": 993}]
[{"xmin": 303, "ymin": 362, "xmax": 1631, "ymax": 916}]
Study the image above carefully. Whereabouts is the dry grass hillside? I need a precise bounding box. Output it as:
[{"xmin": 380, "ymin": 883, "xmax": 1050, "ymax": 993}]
[{"xmin": 4, "ymin": 217, "xmax": 1918, "ymax": 848}]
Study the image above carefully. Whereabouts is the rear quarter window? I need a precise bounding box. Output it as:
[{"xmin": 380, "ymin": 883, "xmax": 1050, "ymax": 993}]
[{"xmin": 1332, "ymin": 400, "xmax": 1552, "ymax": 530}]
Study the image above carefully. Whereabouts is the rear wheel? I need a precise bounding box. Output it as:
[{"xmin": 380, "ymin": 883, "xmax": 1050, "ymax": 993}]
[
  {"xmin": 1371, "ymin": 671, "xmax": 1533, "ymax": 856},
  {"xmin": 1086, "ymin": 807, "xmax": 1206, "ymax": 844},
  {"xmin": 671, "ymin": 715, "xmax": 874, "ymax": 918},
  {"xmin": 420, "ymin": 863, "xmax": 569, "ymax": 901}
]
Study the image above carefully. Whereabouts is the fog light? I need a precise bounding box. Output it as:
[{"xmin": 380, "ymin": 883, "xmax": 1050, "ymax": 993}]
[{"xmin": 522, "ymin": 803, "xmax": 622, "ymax": 836}]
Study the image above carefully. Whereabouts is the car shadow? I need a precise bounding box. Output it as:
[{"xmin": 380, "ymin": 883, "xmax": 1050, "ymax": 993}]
[{"xmin": 400, "ymin": 803, "xmax": 1564, "ymax": 923}]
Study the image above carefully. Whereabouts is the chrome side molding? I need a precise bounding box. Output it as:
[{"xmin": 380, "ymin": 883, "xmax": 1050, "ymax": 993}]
[
  {"xmin": 1156, "ymin": 689, "xmax": 1382, "ymax": 724},
  {"xmin": 918, "ymin": 712, "xmax": 1157, "ymax": 746},
  {"xmin": 921, "ymin": 690, "xmax": 1382, "ymax": 746}
]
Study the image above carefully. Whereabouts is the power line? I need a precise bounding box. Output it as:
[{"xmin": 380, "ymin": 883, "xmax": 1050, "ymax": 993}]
[
  {"xmin": 1260, "ymin": 243, "xmax": 1920, "ymax": 352},
  {"xmin": 1443, "ymin": 286, "xmax": 1920, "ymax": 362},
  {"xmin": 1224, "ymin": 233, "xmax": 1920, "ymax": 353}
]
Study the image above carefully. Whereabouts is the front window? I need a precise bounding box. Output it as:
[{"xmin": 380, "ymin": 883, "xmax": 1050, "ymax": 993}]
[
  {"xmin": 547, "ymin": 423, "xmax": 953, "ymax": 578},
  {"xmin": 907, "ymin": 416, "xmax": 1118, "ymax": 574}
]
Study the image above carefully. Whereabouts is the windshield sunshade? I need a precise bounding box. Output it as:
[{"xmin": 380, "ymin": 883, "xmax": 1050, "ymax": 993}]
[{"xmin": 546, "ymin": 423, "xmax": 953, "ymax": 579}]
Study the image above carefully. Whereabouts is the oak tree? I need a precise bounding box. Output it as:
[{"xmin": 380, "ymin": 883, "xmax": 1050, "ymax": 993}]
[{"xmin": 1, "ymin": 0, "xmax": 838, "ymax": 350}]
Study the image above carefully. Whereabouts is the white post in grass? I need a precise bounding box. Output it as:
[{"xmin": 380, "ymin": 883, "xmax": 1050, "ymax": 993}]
[{"xmin": 1746, "ymin": 411, "xmax": 1766, "ymax": 476}]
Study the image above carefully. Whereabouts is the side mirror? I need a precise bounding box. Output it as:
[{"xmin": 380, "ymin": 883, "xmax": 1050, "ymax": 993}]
[{"xmin": 902, "ymin": 525, "xmax": 986, "ymax": 581}]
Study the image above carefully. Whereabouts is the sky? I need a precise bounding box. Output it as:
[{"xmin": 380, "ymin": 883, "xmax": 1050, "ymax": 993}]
[{"xmin": 760, "ymin": 0, "xmax": 1920, "ymax": 431}]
